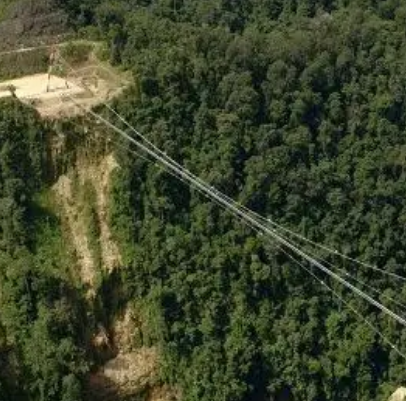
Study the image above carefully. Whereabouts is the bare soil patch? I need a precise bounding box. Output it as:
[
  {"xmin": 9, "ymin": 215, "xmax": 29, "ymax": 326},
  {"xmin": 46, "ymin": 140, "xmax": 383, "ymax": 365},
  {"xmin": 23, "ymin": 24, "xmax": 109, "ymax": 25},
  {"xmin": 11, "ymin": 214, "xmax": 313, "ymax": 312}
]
[
  {"xmin": 0, "ymin": 73, "xmax": 84, "ymax": 99},
  {"xmin": 80, "ymin": 154, "xmax": 122, "ymax": 273},
  {"xmin": 89, "ymin": 347, "xmax": 179, "ymax": 401},
  {"xmin": 53, "ymin": 174, "xmax": 96, "ymax": 294},
  {"xmin": 52, "ymin": 153, "xmax": 122, "ymax": 296},
  {"xmin": 0, "ymin": 61, "xmax": 129, "ymax": 117}
]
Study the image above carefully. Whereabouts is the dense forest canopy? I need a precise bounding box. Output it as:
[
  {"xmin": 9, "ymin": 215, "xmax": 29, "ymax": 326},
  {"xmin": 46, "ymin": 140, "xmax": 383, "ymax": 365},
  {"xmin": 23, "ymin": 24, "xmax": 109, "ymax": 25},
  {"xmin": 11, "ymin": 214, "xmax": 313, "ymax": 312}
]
[
  {"xmin": 0, "ymin": 100, "xmax": 89, "ymax": 401},
  {"xmin": 1, "ymin": 0, "xmax": 406, "ymax": 400}
]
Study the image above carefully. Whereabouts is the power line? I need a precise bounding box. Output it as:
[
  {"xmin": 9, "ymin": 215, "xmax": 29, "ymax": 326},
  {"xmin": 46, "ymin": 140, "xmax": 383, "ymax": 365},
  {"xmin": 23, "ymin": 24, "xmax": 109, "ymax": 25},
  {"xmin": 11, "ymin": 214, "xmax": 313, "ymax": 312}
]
[
  {"xmin": 101, "ymin": 103, "xmax": 406, "ymax": 314},
  {"xmin": 105, "ymin": 114, "xmax": 406, "ymax": 311},
  {"xmin": 263, "ymin": 218, "xmax": 406, "ymax": 282},
  {"xmin": 59, "ymin": 53, "xmax": 406, "ymax": 287},
  {"xmin": 279, "ymin": 247, "xmax": 406, "ymax": 360},
  {"xmin": 300, "ymin": 244, "xmax": 406, "ymax": 313},
  {"xmin": 61, "ymin": 92, "xmax": 406, "ymax": 330},
  {"xmin": 0, "ymin": 44, "xmax": 52, "ymax": 58},
  {"xmin": 101, "ymin": 100, "xmax": 406, "ymax": 283},
  {"xmin": 59, "ymin": 94, "xmax": 406, "ymax": 360},
  {"xmin": 10, "ymin": 50, "xmax": 406, "ymax": 291}
]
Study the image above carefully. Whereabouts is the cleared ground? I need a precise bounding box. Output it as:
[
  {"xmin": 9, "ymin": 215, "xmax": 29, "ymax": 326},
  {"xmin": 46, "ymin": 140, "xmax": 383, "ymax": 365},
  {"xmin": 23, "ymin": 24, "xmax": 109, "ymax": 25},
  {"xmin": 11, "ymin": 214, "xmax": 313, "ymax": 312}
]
[
  {"xmin": 0, "ymin": 64, "xmax": 128, "ymax": 118},
  {"xmin": 0, "ymin": 73, "xmax": 84, "ymax": 99}
]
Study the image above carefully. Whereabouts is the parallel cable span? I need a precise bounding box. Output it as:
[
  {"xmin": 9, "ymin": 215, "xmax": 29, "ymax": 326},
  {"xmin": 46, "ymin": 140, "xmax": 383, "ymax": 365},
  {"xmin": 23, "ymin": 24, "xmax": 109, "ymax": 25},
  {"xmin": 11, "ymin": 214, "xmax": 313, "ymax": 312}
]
[
  {"xmin": 86, "ymin": 123, "xmax": 406, "ymax": 314},
  {"xmin": 62, "ymin": 93, "xmax": 406, "ymax": 330},
  {"xmin": 103, "ymin": 102, "xmax": 406, "ymax": 282},
  {"xmin": 60, "ymin": 95, "xmax": 406, "ymax": 360},
  {"xmin": 0, "ymin": 44, "xmax": 52, "ymax": 57},
  {"xmin": 67, "ymin": 102, "xmax": 406, "ymax": 316},
  {"xmin": 263, "ymin": 219, "xmax": 406, "ymax": 282},
  {"xmin": 299, "ymin": 245, "xmax": 406, "ymax": 313},
  {"xmin": 278, "ymin": 248, "xmax": 406, "ymax": 359},
  {"xmin": 59, "ymin": 53, "xmax": 406, "ymax": 283},
  {"xmin": 97, "ymin": 118, "xmax": 406, "ymax": 315}
]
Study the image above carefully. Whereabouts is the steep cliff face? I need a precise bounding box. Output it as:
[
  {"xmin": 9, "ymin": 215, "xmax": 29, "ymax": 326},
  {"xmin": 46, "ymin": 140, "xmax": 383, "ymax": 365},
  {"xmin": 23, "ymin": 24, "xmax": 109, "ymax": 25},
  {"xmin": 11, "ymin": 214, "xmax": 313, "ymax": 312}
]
[
  {"xmin": 0, "ymin": 34, "xmax": 175, "ymax": 398},
  {"xmin": 53, "ymin": 152, "xmax": 121, "ymax": 293},
  {"xmin": 389, "ymin": 388, "xmax": 406, "ymax": 401},
  {"xmin": 48, "ymin": 127, "xmax": 178, "ymax": 401}
]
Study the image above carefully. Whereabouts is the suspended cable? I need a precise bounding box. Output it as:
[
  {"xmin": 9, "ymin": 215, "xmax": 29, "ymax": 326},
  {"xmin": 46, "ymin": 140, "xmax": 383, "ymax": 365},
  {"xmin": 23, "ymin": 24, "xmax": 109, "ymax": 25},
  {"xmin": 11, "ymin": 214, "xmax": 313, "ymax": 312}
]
[
  {"xmin": 300, "ymin": 244, "xmax": 406, "ymax": 313},
  {"xmin": 58, "ymin": 53, "xmax": 406, "ymax": 285},
  {"xmin": 279, "ymin": 247, "xmax": 406, "ymax": 360},
  {"xmin": 59, "ymin": 94, "xmax": 406, "ymax": 362},
  {"xmin": 66, "ymin": 106, "xmax": 406, "ymax": 320},
  {"xmin": 61, "ymin": 92, "xmax": 406, "ymax": 330},
  {"xmin": 102, "ymin": 98, "xmax": 406, "ymax": 283},
  {"xmin": 263, "ymin": 219, "xmax": 406, "ymax": 282},
  {"xmin": 0, "ymin": 44, "xmax": 52, "ymax": 58}
]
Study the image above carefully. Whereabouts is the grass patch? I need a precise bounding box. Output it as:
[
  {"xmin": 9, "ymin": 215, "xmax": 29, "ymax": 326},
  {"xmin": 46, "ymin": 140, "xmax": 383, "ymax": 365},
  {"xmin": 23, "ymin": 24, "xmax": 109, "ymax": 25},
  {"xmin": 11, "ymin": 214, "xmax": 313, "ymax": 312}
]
[
  {"xmin": 60, "ymin": 41, "xmax": 94, "ymax": 65},
  {"xmin": 0, "ymin": 40, "xmax": 95, "ymax": 81},
  {"xmin": 0, "ymin": 0, "xmax": 16, "ymax": 22},
  {"xmin": 0, "ymin": 48, "xmax": 49, "ymax": 80}
]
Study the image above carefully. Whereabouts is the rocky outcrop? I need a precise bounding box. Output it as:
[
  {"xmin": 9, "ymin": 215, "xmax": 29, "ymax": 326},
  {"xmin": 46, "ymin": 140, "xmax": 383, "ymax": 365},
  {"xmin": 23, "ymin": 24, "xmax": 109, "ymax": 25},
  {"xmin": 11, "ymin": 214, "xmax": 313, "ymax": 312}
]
[
  {"xmin": 89, "ymin": 346, "xmax": 180, "ymax": 401},
  {"xmin": 88, "ymin": 304, "xmax": 180, "ymax": 401},
  {"xmin": 98, "ymin": 348, "xmax": 159, "ymax": 393},
  {"xmin": 389, "ymin": 388, "xmax": 406, "ymax": 401},
  {"xmin": 53, "ymin": 152, "xmax": 122, "ymax": 297}
]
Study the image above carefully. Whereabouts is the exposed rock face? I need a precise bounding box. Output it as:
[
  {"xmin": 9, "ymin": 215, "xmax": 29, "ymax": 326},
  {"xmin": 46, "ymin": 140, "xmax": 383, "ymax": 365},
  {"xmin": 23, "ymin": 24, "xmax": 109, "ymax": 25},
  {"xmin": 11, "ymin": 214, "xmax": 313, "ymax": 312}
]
[
  {"xmin": 89, "ymin": 347, "xmax": 180, "ymax": 401},
  {"xmin": 101, "ymin": 348, "xmax": 159, "ymax": 392},
  {"xmin": 389, "ymin": 388, "xmax": 406, "ymax": 401},
  {"xmin": 89, "ymin": 304, "xmax": 180, "ymax": 401},
  {"xmin": 0, "ymin": 0, "xmax": 67, "ymax": 49},
  {"xmin": 53, "ymin": 153, "xmax": 122, "ymax": 297}
]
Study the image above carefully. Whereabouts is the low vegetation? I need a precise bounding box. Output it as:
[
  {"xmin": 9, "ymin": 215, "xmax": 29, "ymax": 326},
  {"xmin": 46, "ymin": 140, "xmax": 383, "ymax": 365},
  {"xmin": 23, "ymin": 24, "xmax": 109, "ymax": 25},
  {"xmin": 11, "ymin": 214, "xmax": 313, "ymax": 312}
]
[
  {"xmin": 0, "ymin": 48, "xmax": 50, "ymax": 81},
  {"xmin": 60, "ymin": 41, "xmax": 96, "ymax": 65},
  {"xmin": 0, "ymin": 40, "xmax": 95, "ymax": 81},
  {"xmin": 0, "ymin": 0, "xmax": 16, "ymax": 21},
  {"xmin": 80, "ymin": 180, "xmax": 103, "ymax": 271}
]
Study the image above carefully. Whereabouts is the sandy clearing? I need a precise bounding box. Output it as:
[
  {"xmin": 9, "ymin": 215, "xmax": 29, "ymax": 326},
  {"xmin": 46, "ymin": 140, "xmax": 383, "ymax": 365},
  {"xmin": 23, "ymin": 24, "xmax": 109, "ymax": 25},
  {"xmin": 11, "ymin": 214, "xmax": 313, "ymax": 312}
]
[
  {"xmin": 0, "ymin": 73, "xmax": 84, "ymax": 100},
  {"xmin": 0, "ymin": 64, "xmax": 128, "ymax": 118},
  {"xmin": 102, "ymin": 348, "xmax": 158, "ymax": 388},
  {"xmin": 112, "ymin": 305, "xmax": 141, "ymax": 353}
]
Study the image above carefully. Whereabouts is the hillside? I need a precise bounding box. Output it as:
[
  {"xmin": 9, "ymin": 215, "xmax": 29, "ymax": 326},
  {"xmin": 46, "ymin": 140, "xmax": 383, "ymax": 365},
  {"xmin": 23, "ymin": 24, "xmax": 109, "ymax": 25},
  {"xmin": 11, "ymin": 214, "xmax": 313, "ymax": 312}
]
[
  {"xmin": 1, "ymin": 1, "xmax": 406, "ymax": 401},
  {"xmin": 0, "ymin": 0, "xmax": 68, "ymax": 50}
]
